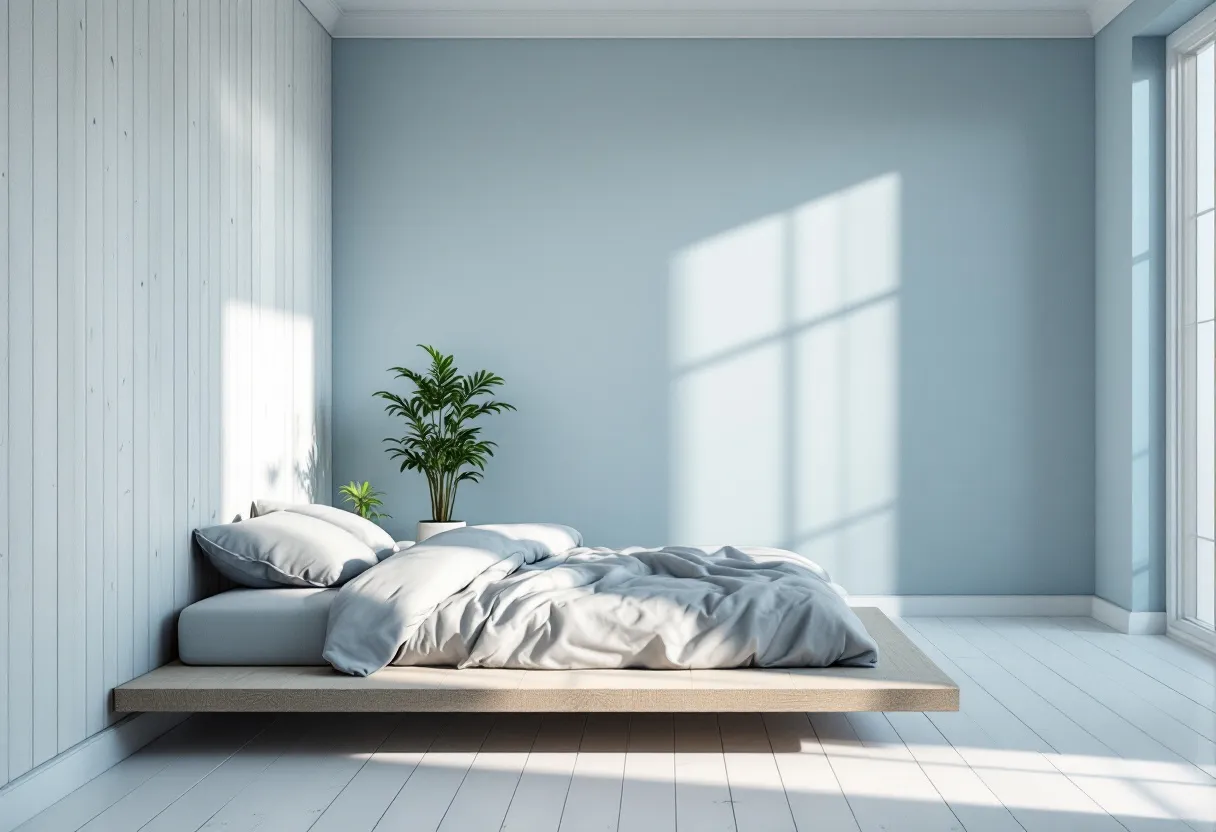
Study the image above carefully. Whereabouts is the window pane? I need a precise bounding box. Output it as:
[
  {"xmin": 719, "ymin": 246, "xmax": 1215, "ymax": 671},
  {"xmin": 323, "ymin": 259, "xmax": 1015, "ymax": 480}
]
[
  {"xmin": 1200, "ymin": 320, "xmax": 1215, "ymax": 541},
  {"xmin": 1200, "ymin": 44, "xmax": 1214, "ymax": 213},
  {"xmin": 1203, "ymin": 212, "xmax": 1216, "ymax": 322},
  {"xmin": 1199, "ymin": 538, "xmax": 1215, "ymax": 627}
]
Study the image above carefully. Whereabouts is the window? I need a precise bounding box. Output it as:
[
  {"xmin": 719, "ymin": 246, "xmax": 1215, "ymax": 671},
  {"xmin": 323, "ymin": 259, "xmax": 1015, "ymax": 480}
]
[{"xmin": 1168, "ymin": 10, "xmax": 1216, "ymax": 653}]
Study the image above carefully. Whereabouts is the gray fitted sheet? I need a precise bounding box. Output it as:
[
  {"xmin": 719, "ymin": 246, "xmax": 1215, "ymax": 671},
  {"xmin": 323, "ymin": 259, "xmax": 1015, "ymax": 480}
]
[{"xmin": 178, "ymin": 588, "xmax": 335, "ymax": 666}]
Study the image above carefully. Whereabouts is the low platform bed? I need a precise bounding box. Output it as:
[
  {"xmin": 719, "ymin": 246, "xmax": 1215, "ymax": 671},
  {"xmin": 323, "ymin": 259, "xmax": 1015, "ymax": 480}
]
[{"xmin": 115, "ymin": 608, "xmax": 958, "ymax": 713}]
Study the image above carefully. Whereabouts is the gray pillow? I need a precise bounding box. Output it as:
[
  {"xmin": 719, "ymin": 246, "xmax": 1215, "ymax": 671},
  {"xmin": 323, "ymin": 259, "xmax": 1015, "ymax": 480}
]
[
  {"xmin": 250, "ymin": 499, "xmax": 399, "ymax": 560},
  {"xmin": 194, "ymin": 512, "xmax": 380, "ymax": 588}
]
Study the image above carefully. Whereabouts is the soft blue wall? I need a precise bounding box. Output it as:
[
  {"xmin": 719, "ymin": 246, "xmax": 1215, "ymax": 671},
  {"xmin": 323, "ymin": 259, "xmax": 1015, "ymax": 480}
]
[
  {"xmin": 332, "ymin": 39, "xmax": 1096, "ymax": 596},
  {"xmin": 1095, "ymin": 0, "xmax": 1212, "ymax": 612}
]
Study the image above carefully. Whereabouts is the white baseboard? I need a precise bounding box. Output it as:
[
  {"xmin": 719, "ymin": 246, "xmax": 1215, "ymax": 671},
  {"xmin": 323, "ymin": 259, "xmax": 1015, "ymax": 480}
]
[
  {"xmin": 1090, "ymin": 596, "xmax": 1168, "ymax": 634},
  {"xmin": 847, "ymin": 594, "xmax": 1094, "ymax": 617},
  {"xmin": 846, "ymin": 593, "xmax": 1168, "ymax": 634},
  {"xmin": 0, "ymin": 711, "xmax": 190, "ymax": 832}
]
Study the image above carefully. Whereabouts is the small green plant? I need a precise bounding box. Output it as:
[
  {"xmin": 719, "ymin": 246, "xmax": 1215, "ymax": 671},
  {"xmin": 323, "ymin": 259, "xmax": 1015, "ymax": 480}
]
[
  {"xmin": 375, "ymin": 345, "xmax": 514, "ymax": 523},
  {"xmin": 338, "ymin": 480, "xmax": 390, "ymax": 524}
]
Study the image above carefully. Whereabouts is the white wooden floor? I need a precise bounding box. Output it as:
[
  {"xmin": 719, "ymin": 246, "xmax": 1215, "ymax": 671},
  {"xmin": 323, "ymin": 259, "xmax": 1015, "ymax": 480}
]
[{"xmin": 17, "ymin": 617, "xmax": 1216, "ymax": 832}]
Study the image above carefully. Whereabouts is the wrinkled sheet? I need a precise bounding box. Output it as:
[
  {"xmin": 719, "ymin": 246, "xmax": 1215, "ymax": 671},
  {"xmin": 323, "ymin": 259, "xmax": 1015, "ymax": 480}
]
[{"xmin": 323, "ymin": 524, "xmax": 879, "ymax": 676}]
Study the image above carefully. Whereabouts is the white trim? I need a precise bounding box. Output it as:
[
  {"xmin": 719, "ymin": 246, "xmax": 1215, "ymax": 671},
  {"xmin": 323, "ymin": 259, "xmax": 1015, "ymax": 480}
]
[
  {"xmin": 1166, "ymin": 32, "xmax": 1188, "ymax": 644},
  {"xmin": 0, "ymin": 712, "xmax": 190, "ymax": 832},
  {"xmin": 1091, "ymin": 596, "xmax": 1169, "ymax": 634},
  {"xmin": 1166, "ymin": 13, "xmax": 1216, "ymax": 652},
  {"xmin": 847, "ymin": 595, "xmax": 1094, "ymax": 617},
  {"xmin": 299, "ymin": 0, "xmax": 342, "ymax": 34},
  {"xmin": 1088, "ymin": 0, "xmax": 1135, "ymax": 33},
  {"xmin": 1169, "ymin": 1, "xmax": 1216, "ymax": 52},
  {"xmin": 1169, "ymin": 617, "xmax": 1216, "ymax": 653},
  {"xmin": 329, "ymin": 9, "xmax": 1094, "ymax": 39},
  {"xmin": 848, "ymin": 594, "xmax": 1169, "ymax": 633}
]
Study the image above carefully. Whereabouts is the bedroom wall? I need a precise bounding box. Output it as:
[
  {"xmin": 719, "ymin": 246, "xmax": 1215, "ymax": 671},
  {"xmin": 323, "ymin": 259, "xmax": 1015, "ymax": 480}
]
[
  {"xmin": 1094, "ymin": 0, "xmax": 1214, "ymax": 616},
  {"xmin": 0, "ymin": 0, "xmax": 332, "ymax": 790},
  {"xmin": 332, "ymin": 38, "xmax": 1096, "ymax": 599}
]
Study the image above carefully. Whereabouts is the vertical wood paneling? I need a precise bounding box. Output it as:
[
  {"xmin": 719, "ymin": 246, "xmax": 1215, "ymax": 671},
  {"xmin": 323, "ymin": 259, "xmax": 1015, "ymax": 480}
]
[
  {"xmin": 101, "ymin": 0, "xmax": 118, "ymax": 730},
  {"xmin": 84, "ymin": 0, "xmax": 105, "ymax": 737},
  {"xmin": 185, "ymin": 0, "xmax": 200, "ymax": 609},
  {"xmin": 8, "ymin": 0, "xmax": 34, "ymax": 781},
  {"xmin": 196, "ymin": 0, "xmax": 208, "ymax": 596},
  {"xmin": 208, "ymin": 0, "xmax": 220, "ymax": 534},
  {"xmin": 132, "ymin": 0, "xmax": 149, "ymax": 679},
  {"xmin": 57, "ymin": 0, "xmax": 87, "ymax": 753},
  {"xmin": 294, "ymin": 1, "xmax": 311, "ymax": 501},
  {"xmin": 275, "ymin": 0, "xmax": 286, "ymax": 503},
  {"xmin": 172, "ymin": 0, "xmax": 187, "ymax": 615},
  {"xmin": 236, "ymin": 0, "xmax": 250, "ymax": 523},
  {"xmin": 321, "ymin": 30, "xmax": 331, "ymax": 502},
  {"xmin": 282, "ymin": 0, "xmax": 294, "ymax": 502},
  {"xmin": 155, "ymin": 0, "xmax": 175, "ymax": 667},
  {"xmin": 116, "ymin": 0, "xmax": 134, "ymax": 692},
  {"xmin": 217, "ymin": 0, "xmax": 229, "ymax": 525},
  {"xmin": 68, "ymin": 0, "xmax": 87, "ymax": 748},
  {"xmin": 0, "ymin": 0, "xmax": 10, "ymax": 789},
  {"xmin": 31, "ymin": 0, "xmax": 59, "ymax": 767},
  {"xmin": 251, "ymin": 0, "xmax": 264, "ymax": 514},
  {"xmin": 0, "ymin": 0, "xmax": 331, "ymax": 789},
  {"xmin": 146, "ymin": 0, "xmax": 163, "ymax": 674}
]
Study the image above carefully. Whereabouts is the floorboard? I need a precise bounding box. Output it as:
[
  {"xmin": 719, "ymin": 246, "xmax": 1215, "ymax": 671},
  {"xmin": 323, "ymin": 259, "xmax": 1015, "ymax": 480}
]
[
  {"xmin": 811, "ymin": 711, "xmax": 962, "ymax": 831},
  {"xmin": 21, "ymin": 618, "xmax": 1216, "ymax": 832},
  {"xmin": 718, "ymin": 713, "xmax": 796, "ymax": 832},
  {"xmin": 558, "ymin": 713, "xmax": 628, "ymax": 832},
  {"xmin": 194, "ymin": 714, "xmax": 397, "ymax": 832},
  {"xmin": 437, "ymin": 714, "xmax": 540, "ymax": 832},
  {"xmin": 499, "ymin": 713, "xmax": 585, "ymax": 832},
  {"xmin": 762, "ymin": 712, "xmax": 861, "ymax": 832},
  {"xmin": 673, "ymin": 713, "xmax": 735, "ymax": 832},
  {"xmin": 15, "ymin": 716, "xmax": 265, "ymax": 832},
  {"xmin": 308, "ymin": 715, "xmax": 437, "ymax": 832},
  {"xmin": 138, "ymin": 715, "xmax": 322, "ymax": 832},
  {"xmin": 372, "ymin": 713, "xmax": 494, "ymax": 832},
  {"xmin": 618, "ymin": 714, "xmax": 676, "ymax": 832},
  {"xmin": 895, "ymin": 618, "xmax": 1131, "ymax": 832}
]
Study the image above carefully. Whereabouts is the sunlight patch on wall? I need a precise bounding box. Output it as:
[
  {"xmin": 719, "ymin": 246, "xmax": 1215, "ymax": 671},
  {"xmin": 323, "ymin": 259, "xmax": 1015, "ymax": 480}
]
[
  {"xmin": 670, "ymin": 174, "xmax": 901, "ymax": 588},
  {"xmin": 222, "ymin": 299, "xmax": 316, "ymax": 522}
]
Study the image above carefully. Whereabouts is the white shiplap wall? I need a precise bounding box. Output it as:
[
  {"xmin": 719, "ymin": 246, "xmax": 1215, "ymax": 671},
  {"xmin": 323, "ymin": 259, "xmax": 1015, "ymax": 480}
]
[{"xmin": 0, "ymin": 0, "xmax": 332, "ymax": 788}]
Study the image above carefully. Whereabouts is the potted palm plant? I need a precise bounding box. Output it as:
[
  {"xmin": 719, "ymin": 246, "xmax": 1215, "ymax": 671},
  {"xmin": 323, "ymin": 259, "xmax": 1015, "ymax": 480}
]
[{"xmin": 375, "ymin": 345, "xmax": 515, "ymax": 541}]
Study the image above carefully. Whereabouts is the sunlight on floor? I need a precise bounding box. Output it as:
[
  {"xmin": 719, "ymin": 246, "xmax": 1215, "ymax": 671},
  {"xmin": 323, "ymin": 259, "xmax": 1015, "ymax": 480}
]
[{"xmin": 17, "ymin": 617, "xmax": 1216, "ymax": 832}]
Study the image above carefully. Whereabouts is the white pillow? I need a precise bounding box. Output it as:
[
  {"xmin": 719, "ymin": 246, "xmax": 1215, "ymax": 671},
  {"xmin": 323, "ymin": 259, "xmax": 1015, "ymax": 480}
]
[
  {"xmin": 194, "ymin": 513, "xmax": 380, "ymax": 588},
  {"xmin": 250, "ymin": 499, "xmax": 399, "ymax": 560}
]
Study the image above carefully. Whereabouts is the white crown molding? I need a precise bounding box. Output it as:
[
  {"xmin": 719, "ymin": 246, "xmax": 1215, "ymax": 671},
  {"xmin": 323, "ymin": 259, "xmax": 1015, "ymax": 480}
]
[
  {"xmin": 329, "ymin": 8, "xmax": 1094, "ymax": 38},
  {"xmin": 300, "ymin": 0, "xmax": 343, "ymax": 33},
  {"xmin": 1087, "ymin": 0, "xmax": 1135, "ymax": 32}
]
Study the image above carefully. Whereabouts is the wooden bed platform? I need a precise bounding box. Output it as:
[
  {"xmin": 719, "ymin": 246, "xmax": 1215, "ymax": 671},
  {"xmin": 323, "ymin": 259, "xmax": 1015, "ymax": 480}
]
[{"xmin": 113, "ymin": 608, "xmax": 958, "ymax": 713}]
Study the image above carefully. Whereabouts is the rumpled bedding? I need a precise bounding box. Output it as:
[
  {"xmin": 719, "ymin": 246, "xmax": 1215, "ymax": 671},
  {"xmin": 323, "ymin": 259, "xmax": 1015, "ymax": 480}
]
[{"xmin": 323, "ymin": 524, "xmax": 879, "ymax": 676}]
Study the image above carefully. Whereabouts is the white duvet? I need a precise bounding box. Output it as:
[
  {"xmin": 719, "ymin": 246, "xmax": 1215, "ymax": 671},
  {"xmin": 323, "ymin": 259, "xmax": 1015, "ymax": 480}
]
[{"xmin": 323, "ymin": 524, "xmax": 879, "ymax": 676}]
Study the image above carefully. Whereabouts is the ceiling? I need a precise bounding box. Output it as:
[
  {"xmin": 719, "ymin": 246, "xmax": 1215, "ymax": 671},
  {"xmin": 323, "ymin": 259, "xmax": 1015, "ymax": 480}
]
[{"xmin": 301, "ymin": 0, "xmax": 1132, "ymax": 37}]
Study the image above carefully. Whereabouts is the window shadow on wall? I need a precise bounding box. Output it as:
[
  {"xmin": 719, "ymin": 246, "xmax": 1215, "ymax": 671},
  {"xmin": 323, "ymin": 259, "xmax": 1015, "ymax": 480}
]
[{"xmin": 669, "ymin": 175, "xmax": 901, "ymax": 591}]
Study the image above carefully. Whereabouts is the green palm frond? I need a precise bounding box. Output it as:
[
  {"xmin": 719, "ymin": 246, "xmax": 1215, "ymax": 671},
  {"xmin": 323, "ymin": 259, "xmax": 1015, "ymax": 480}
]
[
  {"xmin": 338, "ymin": 480, "xmax": 391, "ymax": 524},
  {"xmin": 374, "ymin": 345, "xmax": 514, "ymax": 523}
]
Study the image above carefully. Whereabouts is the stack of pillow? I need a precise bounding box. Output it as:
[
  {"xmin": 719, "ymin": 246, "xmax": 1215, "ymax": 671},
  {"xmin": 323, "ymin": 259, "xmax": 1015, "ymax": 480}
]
[{"xmin": 193, "ymin": 501, "xmax": 404, "ymax": 589}]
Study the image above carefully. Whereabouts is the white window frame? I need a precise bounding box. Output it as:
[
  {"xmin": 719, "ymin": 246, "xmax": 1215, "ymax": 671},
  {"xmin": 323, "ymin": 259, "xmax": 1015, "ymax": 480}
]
[{"xmin": 1168, "ymin": 6, "xmax": 1216, "ymax": 655}]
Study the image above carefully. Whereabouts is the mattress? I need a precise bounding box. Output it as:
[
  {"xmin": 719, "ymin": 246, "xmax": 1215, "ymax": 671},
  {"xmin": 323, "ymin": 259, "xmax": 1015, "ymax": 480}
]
[{"xmin": 178, "ymin": 588, "xmax": 335, "ymax": 666}]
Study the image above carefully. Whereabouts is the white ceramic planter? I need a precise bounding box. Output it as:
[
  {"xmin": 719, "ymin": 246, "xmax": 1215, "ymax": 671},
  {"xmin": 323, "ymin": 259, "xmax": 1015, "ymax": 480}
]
[{"xmin": 417, "ymin": 520, "xmax": 466, "ymax": 541}]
